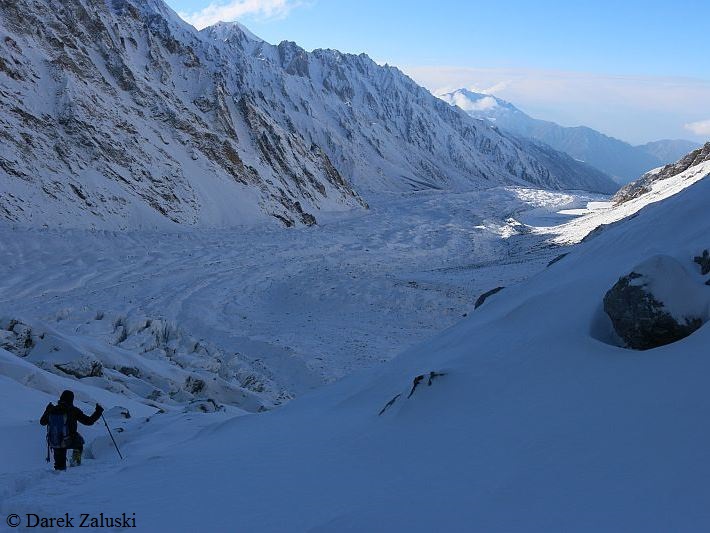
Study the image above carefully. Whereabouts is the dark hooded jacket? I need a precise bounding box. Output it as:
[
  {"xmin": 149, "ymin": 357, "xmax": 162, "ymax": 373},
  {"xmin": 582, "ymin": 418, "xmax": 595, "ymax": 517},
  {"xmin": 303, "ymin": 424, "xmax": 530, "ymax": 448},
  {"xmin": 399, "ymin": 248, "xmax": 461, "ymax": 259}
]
[{"xmin": 40, "ymin": 390, "xmax": 102, "ymax": 437}]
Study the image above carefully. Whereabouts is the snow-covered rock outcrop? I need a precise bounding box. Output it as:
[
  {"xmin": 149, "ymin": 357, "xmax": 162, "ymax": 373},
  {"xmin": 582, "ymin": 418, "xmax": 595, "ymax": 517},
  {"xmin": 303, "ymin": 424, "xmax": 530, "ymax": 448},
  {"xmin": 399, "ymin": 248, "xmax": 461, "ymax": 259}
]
[
  {"xmin": 541, "ymin": 144, "xmax": 710, "ymax": 244},
  {"xmin": 614, "ymin": 142, "xmax": 710, "ymax": 203},
  {"xmin": 0, "ymin": 311, "xmax": 290, "ymax": 412},
  {"xmin": 603, "ymin": 255, "xmax": 709, "ymax": 350}
]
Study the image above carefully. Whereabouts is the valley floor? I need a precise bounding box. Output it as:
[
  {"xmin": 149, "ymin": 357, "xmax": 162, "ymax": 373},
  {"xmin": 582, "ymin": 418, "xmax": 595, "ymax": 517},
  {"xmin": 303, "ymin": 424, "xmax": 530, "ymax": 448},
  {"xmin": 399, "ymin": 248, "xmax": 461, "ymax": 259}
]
[{"xmin": 0, "ymin": 187, "xmax": 594, "ymax": 392}]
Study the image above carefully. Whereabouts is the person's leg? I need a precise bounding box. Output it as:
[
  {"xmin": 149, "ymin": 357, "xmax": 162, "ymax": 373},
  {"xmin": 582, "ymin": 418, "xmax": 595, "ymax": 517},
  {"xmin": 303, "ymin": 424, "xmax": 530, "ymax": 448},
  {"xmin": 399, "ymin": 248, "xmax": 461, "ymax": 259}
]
[
  {"xmin": 54, "ymin": 448, "xmax": 67, "ymax": 471},
  {"xmin": 70, "ymin": 449, "xmax": 82, "ymax": 466},
  {"xmin": 69, "ymin": 434, "xmax": 85, "ymax": 467}
]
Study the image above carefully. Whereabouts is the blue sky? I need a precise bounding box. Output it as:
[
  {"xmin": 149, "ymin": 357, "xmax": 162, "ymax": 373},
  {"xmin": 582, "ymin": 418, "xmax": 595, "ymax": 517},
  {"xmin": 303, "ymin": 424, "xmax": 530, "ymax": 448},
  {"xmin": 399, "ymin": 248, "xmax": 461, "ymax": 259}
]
[{"xmin": 165, "ymin": 0, "xmax": 710, "ymax": 144}]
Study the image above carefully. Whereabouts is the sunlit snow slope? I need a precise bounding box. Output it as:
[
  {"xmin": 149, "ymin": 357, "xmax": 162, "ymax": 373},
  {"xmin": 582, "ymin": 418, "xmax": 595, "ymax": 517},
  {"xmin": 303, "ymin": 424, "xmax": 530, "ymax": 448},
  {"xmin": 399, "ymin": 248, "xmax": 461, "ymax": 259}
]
[{"xmin": 542, "ymin": 158, "xmax": 710, "ymax": 244}]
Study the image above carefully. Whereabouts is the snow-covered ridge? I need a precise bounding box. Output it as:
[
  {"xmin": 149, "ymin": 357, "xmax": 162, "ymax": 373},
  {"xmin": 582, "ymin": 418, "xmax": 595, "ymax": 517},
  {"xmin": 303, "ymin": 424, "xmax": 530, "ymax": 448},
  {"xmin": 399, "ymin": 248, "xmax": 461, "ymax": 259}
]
[
  {"xmin": 539, "ymin": 152, "xmax": 710, "ymax": 244},
  {"xmin": 613, "ymin": 142, "xmax": 710, "ymax": 203},
  {"xmin": 2, "ymin": 0, "xmax": 616, "ymax": 229}
]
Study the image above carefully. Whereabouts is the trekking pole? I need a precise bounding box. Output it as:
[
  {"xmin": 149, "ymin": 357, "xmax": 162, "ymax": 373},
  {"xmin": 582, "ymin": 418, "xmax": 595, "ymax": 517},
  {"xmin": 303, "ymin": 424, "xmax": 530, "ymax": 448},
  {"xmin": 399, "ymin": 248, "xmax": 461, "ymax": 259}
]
[
  {"xmin": 45, "ymin": 426, "xmax": 51, "ymax": 463},
  {"xmin": 101, "ymin": 414, "xmax": 124, "ymax": 460}
]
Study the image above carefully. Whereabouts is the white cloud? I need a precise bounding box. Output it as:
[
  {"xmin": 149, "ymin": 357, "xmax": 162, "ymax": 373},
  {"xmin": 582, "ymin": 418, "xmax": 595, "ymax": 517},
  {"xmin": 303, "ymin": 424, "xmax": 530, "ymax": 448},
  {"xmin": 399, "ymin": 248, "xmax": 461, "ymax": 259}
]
[
  {"xmin": 446, "ymin": 93, "xmax": 497, "ymax": 112},
  {"xmin": 685, "ymin": 119, "xmax": 710, "ymax": 136},
  {"xmin": 179, "ymin": 0, "xmax": 301, "ymax": 30}
]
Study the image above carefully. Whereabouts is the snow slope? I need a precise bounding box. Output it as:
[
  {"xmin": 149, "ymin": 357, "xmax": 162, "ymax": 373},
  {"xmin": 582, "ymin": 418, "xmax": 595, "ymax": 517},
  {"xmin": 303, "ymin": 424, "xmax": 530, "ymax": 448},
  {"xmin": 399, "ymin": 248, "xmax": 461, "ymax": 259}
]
[
  {"xmin": 613, "ymin": 142, "xmax": 710, "ymax": 203},
  {"xmin": 1, "ymin": 0, "xmax": 615, "ymax": 229},
  {"xmin": 538, "ymin": 158, "xmax": 710, "ymax": 244},
  {"xmin": 1, "ymin": 168, "xmax": 708, "ymax": 529}
]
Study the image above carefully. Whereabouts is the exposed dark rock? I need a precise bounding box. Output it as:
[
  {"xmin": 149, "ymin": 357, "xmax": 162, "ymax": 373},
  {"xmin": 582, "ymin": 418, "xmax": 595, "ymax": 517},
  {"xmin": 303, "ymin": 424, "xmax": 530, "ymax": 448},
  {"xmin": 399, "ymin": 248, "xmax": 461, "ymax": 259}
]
[
  {"xmin": 378, "ymin": 394, "xmax": 401, "ymax": 416},
  {"xmin": 118, "ymin": 366, "xmax": 141, "ymax": 378},
  {"xmin": 407, "ymin": 374, "xmax": 425, "ymax": 398},
  {"xmin": 603, "ymin": 257, "xmax": 707, "ymax": 350},
  {"xmin": 240, "ymin": 374, "xmax": 267, "ymax": 393},
  {"xmin": 694, "ymin": 250, "xmax": 710, "ymax": 275},
  {"xmin": 427, "ymin": 371, "xmax": 446, "ymax": 386},
  {"xmin": 55, "ymin": 357, "xmax": 104, "ymax": 378},
  {"xmin": 185, "ymin": 375, "xmax": 206, "ymax": 395},
  {"xmin": 547, "ymin": 253, "xmax": 568, "ymax": 267},
  {"xmin": 614, "ymin": 142, "xmax": 710, "ymax": 204},
  {"xmin": 147, "ymin": 389, "xmax": 163, "ymax": 401},
  {"xmin": 186, "ymin": 399, "xmax": 223, "ymax": 413},
  {"xmin": 0, "ymin": 319, "xmax": 37, "ymax": 357},
  {"xmin": 475, "ymin": 287, "xmax": 505, "ymax": 309},
  {"xmin": 278, "ymin": 41, "xmax": 310, "ymax": 77},
  {"xmin": 379, "ymin": 371, "xmax": 447, "ymax": 415}
]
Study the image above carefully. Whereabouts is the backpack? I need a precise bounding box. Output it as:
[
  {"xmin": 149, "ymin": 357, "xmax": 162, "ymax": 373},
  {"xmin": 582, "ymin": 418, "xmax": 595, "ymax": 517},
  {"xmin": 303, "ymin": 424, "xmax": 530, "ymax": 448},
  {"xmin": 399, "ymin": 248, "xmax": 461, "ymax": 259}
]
[{"xmin": 47, "ymin": 409, "xmax": 69, "ymax": 449}]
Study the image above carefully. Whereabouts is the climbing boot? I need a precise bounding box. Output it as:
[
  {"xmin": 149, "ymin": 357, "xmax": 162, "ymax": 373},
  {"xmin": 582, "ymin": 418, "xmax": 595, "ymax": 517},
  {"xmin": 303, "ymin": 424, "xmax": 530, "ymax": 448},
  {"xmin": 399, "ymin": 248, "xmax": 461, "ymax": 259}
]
[{"xmin": 70, "ymin": 449, "xmax": 82, "ymax": 467}]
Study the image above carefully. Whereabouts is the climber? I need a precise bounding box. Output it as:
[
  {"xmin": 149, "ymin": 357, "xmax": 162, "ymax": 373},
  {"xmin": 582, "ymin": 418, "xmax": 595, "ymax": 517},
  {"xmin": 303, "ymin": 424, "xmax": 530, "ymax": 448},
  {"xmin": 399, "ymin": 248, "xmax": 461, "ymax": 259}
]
[{"xmin": 40, "ymin": 390, "xmax": 104, "ymax": 471}]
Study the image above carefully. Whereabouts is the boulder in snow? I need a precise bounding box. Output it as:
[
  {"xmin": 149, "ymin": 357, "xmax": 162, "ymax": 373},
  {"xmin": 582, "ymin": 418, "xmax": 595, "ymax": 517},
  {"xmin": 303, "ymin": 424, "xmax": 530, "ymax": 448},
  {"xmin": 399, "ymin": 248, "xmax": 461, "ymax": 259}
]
[
  {"xmin": 603, "ymin": 255, "xmax": 709, "ymax": 350},
  {"xmin": 0, "ymin": 319, "xmax": 42, "ymax": 357}
]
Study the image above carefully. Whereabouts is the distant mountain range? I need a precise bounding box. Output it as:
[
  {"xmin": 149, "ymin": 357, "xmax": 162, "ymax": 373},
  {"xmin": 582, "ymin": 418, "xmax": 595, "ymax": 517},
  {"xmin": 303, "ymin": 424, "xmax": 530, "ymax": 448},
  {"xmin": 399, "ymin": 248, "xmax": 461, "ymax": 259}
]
[
  {"xmin": 636, "ymin": 139, "xmax": 703, "ymax": 164},
  {"xmin": 439, "ymin": 89, "xmax": 701, "ymax": 184}
]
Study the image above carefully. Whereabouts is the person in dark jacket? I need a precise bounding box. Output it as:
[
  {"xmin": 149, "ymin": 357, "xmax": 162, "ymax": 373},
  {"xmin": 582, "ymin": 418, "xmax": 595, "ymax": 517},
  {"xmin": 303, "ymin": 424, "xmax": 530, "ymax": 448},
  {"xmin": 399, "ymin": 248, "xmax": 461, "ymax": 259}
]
[{"xmin": 40, "ymin": 390, "xmax": 104, "ymax": 471}]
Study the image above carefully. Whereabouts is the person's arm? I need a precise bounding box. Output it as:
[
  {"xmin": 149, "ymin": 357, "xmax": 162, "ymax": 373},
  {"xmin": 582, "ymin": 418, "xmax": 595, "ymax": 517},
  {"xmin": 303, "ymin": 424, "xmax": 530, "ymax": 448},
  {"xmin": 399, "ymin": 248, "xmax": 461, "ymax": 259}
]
[
  {"xmin": 39, "ymin": 403, "xmax": 53, "ymax": 426},
  {"xmin": 75, "ymin": 404, "xmax": 104, "ymax": 426}
]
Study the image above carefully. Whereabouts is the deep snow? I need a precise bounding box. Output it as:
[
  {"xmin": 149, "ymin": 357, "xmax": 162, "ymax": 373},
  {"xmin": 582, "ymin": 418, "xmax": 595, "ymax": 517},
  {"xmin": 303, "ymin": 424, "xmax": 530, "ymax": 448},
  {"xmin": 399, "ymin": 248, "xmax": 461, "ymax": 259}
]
[{"xmin": 1, "ymin": 168, "xmax": 709, "ymax": 531}]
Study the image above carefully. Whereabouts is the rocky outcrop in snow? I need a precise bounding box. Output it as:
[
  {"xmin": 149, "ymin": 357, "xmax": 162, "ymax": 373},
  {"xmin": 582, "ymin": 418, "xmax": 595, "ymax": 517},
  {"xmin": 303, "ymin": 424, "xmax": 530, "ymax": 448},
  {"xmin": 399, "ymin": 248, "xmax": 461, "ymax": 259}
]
[
  {"xmin": 474, "ymin": 286, "xmax": 505, "ymax": 309},
  {"xmin": 0, "ymin": 311, "xmax": 294, "ymax": 412},
  {"xmin": 614, "ymin": 143, "xmax": 710, "ymax": 204},
  {"xmin": 695, "ymin": 250, "xmax": 710, "ymax": 277},
  {"xmin": 603, "ymin": 255, "xmax": 709, "ymax": 350}
]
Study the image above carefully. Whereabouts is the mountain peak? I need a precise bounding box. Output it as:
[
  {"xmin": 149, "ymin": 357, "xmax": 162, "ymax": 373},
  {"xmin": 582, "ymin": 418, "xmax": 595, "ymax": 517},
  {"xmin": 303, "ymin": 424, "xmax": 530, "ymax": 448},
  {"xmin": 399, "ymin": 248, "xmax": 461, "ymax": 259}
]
[{"xmin": 201, "ymin": 20, "xmax": 264, "ymax": 43}]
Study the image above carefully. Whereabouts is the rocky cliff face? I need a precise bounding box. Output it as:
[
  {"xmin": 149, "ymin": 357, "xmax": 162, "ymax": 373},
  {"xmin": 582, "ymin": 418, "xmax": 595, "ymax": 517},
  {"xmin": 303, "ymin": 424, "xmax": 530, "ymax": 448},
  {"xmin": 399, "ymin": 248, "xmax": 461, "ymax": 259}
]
[
  {"xmin": 613, "ymin": 143, "xmax": 710, "ymax": 204},
  {"xmin": 1, "ymin": 0, "xmax": 620, "ymax": 229},
  {"xmin": 0, "ymin": 0, "xmax": 368, "ymax": 228}
]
